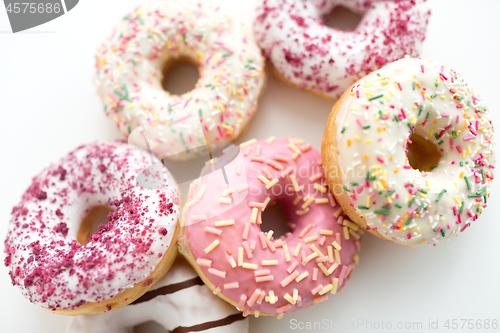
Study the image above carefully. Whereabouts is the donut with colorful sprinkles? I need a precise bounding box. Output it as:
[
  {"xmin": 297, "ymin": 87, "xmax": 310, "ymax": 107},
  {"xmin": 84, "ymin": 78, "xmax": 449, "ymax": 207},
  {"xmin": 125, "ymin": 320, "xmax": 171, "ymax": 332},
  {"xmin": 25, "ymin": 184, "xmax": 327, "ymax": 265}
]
[
  {"xmin": 94, "ymin": 0, "xmax": 265, "ymax": 160},
  {"xmin": 4, "ymin": 142, "xmax": 180, "ymax": 314},
  {"xmin": 254, "ymin": 0, "xmax": 430, "ymax": 100},
  {"xmin": 179, "ymin": 137, "xmax": 360, "ymax": 318},
  {"xmin": 322, "ymin": 57, "xmax": 496, "ymax": 246}
]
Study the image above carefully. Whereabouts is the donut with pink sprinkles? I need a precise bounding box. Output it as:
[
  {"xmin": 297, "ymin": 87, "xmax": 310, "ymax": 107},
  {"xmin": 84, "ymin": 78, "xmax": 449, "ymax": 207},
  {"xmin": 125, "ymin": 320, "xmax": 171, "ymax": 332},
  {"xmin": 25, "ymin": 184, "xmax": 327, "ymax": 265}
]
[{"xmin": 254, "ymin": 0, "xmax": 430, "ymax": 100}]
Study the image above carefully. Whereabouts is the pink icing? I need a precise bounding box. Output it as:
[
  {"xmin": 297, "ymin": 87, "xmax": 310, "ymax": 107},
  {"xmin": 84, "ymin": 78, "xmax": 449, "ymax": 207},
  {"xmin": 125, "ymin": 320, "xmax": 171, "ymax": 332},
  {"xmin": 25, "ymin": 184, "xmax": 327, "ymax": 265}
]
[
  {"xmin": 184, "ymin": 138, "xmax": 360, "ymax": 315},
  {"xmin": 4, "ymin": 142, "xmax": 179, "ymax": 310},
  {"xmin": 254, "ymin": 0, "xmax": 431, "ymax": 99}
]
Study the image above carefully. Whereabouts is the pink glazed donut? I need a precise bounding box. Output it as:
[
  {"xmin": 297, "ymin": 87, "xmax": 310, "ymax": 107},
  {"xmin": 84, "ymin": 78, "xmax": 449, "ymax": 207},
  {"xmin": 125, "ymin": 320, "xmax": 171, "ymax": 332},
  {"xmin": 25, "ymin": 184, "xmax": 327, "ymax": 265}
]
[
  {"xmin": 179, "ymin": 137, "xmax": 360, "ymax": 317},
  {"xmin": 4, "ymin": 142, "xmax": 180, "ymax": 315},
  {"xmin": 254, "ymin": 0, "xmax": 430, "ymax": 100}
]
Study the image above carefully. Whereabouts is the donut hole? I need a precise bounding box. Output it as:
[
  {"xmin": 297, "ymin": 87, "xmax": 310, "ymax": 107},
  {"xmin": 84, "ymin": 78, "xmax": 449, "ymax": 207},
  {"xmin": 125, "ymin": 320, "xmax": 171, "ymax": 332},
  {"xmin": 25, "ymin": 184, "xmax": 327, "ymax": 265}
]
[
  {"xmin": 162, "ymin": 57, "xmax": 200, "ymax": 96},
  {"xmin": 134, "ymin": 321, "xmax": 167, "ymax": 333},
  {"xmin": 260, "ymin": 201, "xmax": 292, "ymax": 239},
  {"xmin": 324, "ymin": 6, "xmax": 362, "ymax": 32},
  {"xmin": 407, "ymin": 133, "xmax": 442, "ymax": 172},
  {"xmin": 77, "ymin": 206, "xmax": 114, "ymax": 245}
]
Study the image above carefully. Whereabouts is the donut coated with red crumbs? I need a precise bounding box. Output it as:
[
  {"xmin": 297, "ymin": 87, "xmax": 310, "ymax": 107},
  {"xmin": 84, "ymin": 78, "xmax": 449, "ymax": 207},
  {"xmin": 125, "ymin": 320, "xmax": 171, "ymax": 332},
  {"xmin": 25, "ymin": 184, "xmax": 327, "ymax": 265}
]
[
  {"xmin": 253, "ymin": 0, "xmax": 430, "ymax": 99},
  {"xmin": 4, "ymin": 142, "xmax": 179, "ymax": 310}
]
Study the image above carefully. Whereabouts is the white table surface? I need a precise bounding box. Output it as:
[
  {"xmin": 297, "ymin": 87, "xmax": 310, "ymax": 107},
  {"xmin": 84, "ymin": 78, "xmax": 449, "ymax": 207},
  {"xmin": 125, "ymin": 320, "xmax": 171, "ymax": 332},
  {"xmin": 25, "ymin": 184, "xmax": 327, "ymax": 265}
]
[{"xmin": 1, "ymin": 0, "xmax": 499, "ymax": 332}]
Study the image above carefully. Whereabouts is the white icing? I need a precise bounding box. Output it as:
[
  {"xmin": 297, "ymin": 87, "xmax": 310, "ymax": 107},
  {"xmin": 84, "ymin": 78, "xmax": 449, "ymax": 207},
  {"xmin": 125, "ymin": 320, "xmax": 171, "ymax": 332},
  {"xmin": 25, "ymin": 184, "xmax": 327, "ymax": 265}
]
[
  {"xmin": 333, "ymin": 57, "xmax": 496, "ymax": 245},
  {"xmin": 94, "ymin": 0, "xmax": 265, "ymax": 160}
]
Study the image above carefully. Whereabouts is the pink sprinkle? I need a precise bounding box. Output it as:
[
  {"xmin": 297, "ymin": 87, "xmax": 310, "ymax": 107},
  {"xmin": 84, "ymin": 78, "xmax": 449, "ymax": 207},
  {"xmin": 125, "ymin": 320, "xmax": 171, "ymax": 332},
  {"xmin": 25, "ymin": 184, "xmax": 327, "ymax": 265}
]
[
  {"xmin": 356, "ymin": 90, "xmax": 360, "ymax": 98},
  {"xmin": 214, "ymin": 41, "xmax": 234, "ymax": 54},
  {"xmin": 255, "ymin": 275, "xmax": 274, "ymax": 283},
  {"xmin": 262, "ymin": 167, "xmax": 273, "ymax": 179},
  {"xmin": 255, "ymin": 270, "xmax": 270, "ymax": 277},
  {"xmin": 456, "ymin": 145, "xmax": 462, "ymax": 153},
  {"xmin": 300, "ymin": 250, "xmax": 307, "ymax": 263},
  {"xmin": 247, "ymin": 289, "xmax": 261, "ymax": 306},
  {"xmin": 242, "ymin": 241, "xmax": 252, "ymax": 259},
  {"xmin": 172, "ymin": 113, "xmax": 192, "ymax": 124},
  {"xmin": 456, "ymin": 104, "xmax": 464, "ymax": 108},
  {"xmin": 403, "ymin": 165, "xmax": 412, "ymax": 169},
  {"xmin": 281, "ymin": 166, "xmax": 293, "ymax": 178},
  {"xmin": 280, "ymin": 270, "xmax": 300, "ymax": 287},
  {"xmin": 196, "ymin": 258, "xmax": 212, "ymax": 267},
  {"xmin": 397, "ymin": 82, "xmax": 402, "ymax": 91},
  {"xmin": 256, "ymin": 291, "xmax": 266, "ymax": 304},
  {"xmin": 421, "ymin": 65, "xmax": 425, "ymax": 73},
  {"xmin": 224, "ymin": 282, "xmax": 239, "ymax": 289},
  {"xmin": 401, "ymin": 108, "xmax": 406, "ymax": 119},
  {"xmin": 266, "ymin": 159, "xmax": 283, "ymax": 171},
  {"xmin": 250, "ymin": 155, "xmax": 265, "ymax": 163},
  {"xmin": 242, "ymin": 223, "xmax": 250, "ymax": 240},
  {"xmin": 377, "ymin": 157, "xmax": 384, "ymax": 163},
  {"xmin": 435, "ymin": 226, "xmax": 442, "ymax": 234},
  {"xmin": 204, "ymin": 226, "xmax": 222, "ymax": 236},
  {"xmin": 456, "ymin": 115, "xmax": 460, "ymax": 123},
  {"xmin": 315, "ymin": 256, "xmax": 329, "ymax": 263},
  {"xmin": 258, "ymin": 233, "xmax": 267, "ymax": 249},
  {"xmin": 264, "ymin": 236, "xmax": 276, "ymax": 252},
  {"xmin": 311, "ymin": 284, "xmax": 324, "ymax": 295},
  {"xmin": 312, "ymin": 268, "xmax": 318, "ymax": 281},
  {"xmin": 338, "ymin": 265, "xmax": 348, "ymax": 287},
  {"xmin": 309, "ymin": 173, "xmax": 323, "ymax": 182},
  {"xmin": 442, "ymin": 114, "xmax": 450, "ymax": 117},
  {"xmin": 463, "ymin": 136, "xmax": 476, "ymax": 141},
  {"xmin": 287, "ymin": 261, "xmax": 299, "ymax": 274},
  {"xmin": 407, "ymin": 232, "xmax": 412, "ymax": 239},
  {"xmin": 356, "ymin": 118, "xmax": 363, "ymax": 127},
  {"xmin": 208, "ymin": 268, "xmax": 226, "ymax": 278},
  {"xmin": 237, "ymin": 294, "xmax": 247, "ymax": 310},
  {"xmin": 298, "ymin": 224, "xmax": 313, "ymax": 238},
  {"xmin": 249, "ymin": 202, "xmax": 265, "ymax": 209},
  {"xmin": 277, "ymin": 304, "xmax": 291, "ymax": 314}
]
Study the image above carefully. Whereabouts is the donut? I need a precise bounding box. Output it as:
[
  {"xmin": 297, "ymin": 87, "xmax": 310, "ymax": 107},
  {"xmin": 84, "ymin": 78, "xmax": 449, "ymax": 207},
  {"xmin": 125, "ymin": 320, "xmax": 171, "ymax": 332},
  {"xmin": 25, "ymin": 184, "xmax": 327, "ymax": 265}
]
[
  {"xmin": 94, "ymin": 0, "xmax": 265, "ymax": 161},
  {"xmin": 66, "ymin": 256, "xmax": 248, "ymax": 333},
  {"xmin": 322, "ymin": 57, "xmax": 496, "ymax": 246},
  {"xmin": 4, "ymin": 142, "xmax": 180, "ymax": 314},
  {"xmin": 253, "ymin": 0, "xmax": 430, "ymax": 100},
  {"xmin": 179, "ymin": 137, "xmax": 360, "ymax": 317}
]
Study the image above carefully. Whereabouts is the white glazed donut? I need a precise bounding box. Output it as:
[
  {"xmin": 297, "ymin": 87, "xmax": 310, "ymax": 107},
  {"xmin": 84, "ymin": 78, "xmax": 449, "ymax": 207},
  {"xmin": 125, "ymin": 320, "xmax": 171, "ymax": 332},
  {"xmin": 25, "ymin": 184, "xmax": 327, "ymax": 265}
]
[
  {"xmin": 254, "ymin": 0, "xmax": 430, "ymax": 100},
  {"xmin": 322, "ymin": 57, "xmax": 496, "ymax": 246},
  {"xmin": 66, "ymin": 256, "xmax": 249, "ymax": 333},
  {"xmin": 4, "ymin": 142, "xmax": 180, "ymax": 314},
  {"xmin": 94, "ymin": 0, "xmax": 265, "ymax": 160}
]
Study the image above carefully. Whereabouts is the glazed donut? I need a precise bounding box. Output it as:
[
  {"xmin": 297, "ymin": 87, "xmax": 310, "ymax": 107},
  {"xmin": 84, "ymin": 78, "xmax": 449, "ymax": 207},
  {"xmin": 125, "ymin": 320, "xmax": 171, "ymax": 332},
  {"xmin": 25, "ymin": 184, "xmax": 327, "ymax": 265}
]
[
  {"xmin": 4, "ymin": 142, "xmax": 180, "ymax": 314},
  {"xmin": 322, "ymin": 57, "xmax": 496, "ymax": 246},
  {"xmin": 254, "ymin": 0, "xmax": 430, "ymax": 100},
  {"xmin": 67, "ymin": 256, "xmax": 248, "ymax": 333},
  {"xmin": 179, "ymin": 137, "xmax": 360, "ymax": 317},
  {"xmin": 94, "ymin": 0, "xmax": 265, "ymax": 161}
]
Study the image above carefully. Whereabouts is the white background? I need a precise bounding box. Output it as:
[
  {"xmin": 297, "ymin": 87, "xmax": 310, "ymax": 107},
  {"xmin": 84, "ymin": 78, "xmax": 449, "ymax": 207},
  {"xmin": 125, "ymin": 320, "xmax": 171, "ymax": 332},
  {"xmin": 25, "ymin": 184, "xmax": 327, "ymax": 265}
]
[{"xmin": 1, "ymin": 0, "xmax": 499, "ymax": 332}]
